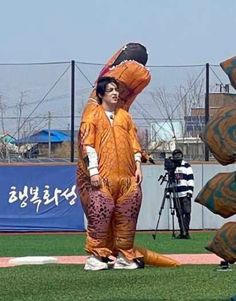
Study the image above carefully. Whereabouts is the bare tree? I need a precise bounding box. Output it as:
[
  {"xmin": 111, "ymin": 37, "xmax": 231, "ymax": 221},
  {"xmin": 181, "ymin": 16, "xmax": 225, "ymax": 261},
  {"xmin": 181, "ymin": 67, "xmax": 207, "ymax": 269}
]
[
  {"xmin": 138, "ymin": 76, "xmax": 206, "ymax": 159},
  {"xmin": 0, "ymin": 95, "xmax": 6, "ymax": 134},
  {"xmin": 0, "ymin": 96, "xmax": 8, "ymax": 159},
  {"xmin": 15, "ymin": 91, "xmax": 28, "ymax": 145}
]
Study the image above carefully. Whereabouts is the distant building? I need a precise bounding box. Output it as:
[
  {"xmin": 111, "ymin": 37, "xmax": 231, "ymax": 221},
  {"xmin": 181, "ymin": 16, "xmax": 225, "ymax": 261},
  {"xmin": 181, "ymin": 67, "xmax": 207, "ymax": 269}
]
[
  {"xmin": 147, "ymin": 92, "xmax": 236, "ymax": 160},
  {"xmin": 150, "ymin": 120, "xmax": 184, "ymax": 142},
  {"xmin": 185, "ymin": 92, "xmax": 236, "ymax": 136},
  {"xmin": 17, "ymin": 130, "xmax": 71, "ymax": 157},
  {"xmin": 148, "ymin": 137, "xmax": 204, "ymax": 161}
]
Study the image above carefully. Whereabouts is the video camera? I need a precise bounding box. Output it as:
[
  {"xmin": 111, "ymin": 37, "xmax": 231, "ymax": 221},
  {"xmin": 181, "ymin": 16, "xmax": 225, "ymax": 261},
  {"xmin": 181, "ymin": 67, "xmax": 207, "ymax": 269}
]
[
  {"xmin": 164, "ymin": 155, "xmax": 183, "ymax": 184},
  {"xmin": 164, "ymin": 157, "xmax": 179, "ymax": 173}
]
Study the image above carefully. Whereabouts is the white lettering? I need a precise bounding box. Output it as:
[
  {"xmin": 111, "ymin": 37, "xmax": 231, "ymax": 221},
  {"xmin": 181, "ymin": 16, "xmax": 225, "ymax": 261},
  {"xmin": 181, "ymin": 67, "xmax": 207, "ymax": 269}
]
[{"xmin": 8, "ymin": 185, "xmax": 78, "ymax": 213}]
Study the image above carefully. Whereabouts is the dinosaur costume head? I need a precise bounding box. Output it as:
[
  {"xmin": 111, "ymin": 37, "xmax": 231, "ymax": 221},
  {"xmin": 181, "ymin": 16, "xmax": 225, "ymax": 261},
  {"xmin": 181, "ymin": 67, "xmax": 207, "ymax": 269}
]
[{"xmin": 87, "ymin": 42, "xmax": 151, "ymax": 111}]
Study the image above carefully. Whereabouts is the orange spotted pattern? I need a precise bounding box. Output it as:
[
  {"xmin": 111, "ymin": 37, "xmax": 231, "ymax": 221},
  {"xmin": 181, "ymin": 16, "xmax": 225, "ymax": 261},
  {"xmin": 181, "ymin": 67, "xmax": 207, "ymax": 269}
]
[{"xmin": 197, "ymin": 60, "xmax": 236, "ymax": 262}]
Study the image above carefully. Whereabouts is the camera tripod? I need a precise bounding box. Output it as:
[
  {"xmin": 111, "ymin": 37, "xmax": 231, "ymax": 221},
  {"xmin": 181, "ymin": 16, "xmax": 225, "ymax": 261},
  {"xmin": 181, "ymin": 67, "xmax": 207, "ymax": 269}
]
[{"xmin": 152, "ymin": 172, "xmax": 186, "ymax": 239}]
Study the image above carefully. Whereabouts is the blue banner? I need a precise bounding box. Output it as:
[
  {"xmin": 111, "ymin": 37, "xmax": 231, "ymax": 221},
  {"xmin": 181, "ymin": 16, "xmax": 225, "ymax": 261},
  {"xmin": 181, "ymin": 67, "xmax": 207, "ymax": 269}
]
[{"xmin": 0, "ymin": 165, "xmax": 85, "ymax": 231}]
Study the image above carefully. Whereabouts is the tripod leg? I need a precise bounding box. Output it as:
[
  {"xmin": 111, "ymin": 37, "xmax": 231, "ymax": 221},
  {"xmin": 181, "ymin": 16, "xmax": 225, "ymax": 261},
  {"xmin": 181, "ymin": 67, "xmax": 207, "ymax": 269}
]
[
  {"xmin": 169, "ymin": 197, "xmax": 176, "ymax": 238},
  {"xmin": 170, "ymin": 184, "xmax": 186, "ymax": 236},
  {"xmin": 152, "ymin": 188, "xmax": 168, "ymax": 240},
  {"xmin": 173, "ymin": 196, "xmax": 186, "ymax": 236}
]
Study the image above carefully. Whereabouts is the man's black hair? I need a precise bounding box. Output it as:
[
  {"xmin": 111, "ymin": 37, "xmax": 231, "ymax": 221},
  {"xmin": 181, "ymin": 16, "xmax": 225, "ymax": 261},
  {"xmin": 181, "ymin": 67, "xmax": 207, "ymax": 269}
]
[
  {"xmin": 96, "ymin": 76, "xmax": 119, "ymax": 104},
  {"xmin": 172, "ymin": 148, "xmax": 183, "ymax": 156}
]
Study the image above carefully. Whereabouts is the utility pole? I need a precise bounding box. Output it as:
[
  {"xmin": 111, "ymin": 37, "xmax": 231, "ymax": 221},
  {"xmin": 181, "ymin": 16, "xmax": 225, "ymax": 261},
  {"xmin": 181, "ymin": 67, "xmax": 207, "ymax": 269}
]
[
  {"xmin": 48, "ymin": 111, "xmax": 51, "ymax": 158},
  {"xmin": 205, "ymin": 63, "xmax": 210, "ymax": 161},
  {"xmin": 70, "ymin": 60, "xmax": 75, "ymax": 162}
]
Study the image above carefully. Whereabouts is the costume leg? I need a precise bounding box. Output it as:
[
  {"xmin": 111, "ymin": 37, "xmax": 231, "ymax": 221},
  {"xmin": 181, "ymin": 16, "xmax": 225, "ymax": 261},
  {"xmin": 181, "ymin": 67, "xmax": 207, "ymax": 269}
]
[
  {"xmin": 85, "ymin": 187, "xmax": 115, "ymax": 258},
  {"xmin": 113, "ymin": 179, "xmax": 143, "ymax": 260},
  {"xmin": 77, "ymin": 169, "xmax": 116, "ymax": 257}
]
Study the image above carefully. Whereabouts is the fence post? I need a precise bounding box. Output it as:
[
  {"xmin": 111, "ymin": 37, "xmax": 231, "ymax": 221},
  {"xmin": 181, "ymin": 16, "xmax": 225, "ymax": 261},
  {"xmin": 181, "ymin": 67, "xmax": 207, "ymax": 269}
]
[
  {"xmin": 48, "ymin": 111, "xmax": 51, "ymax": 158},
  {"xmin": 70, "ymin": 60, "xmax": 75, "ymax": 162},
  {"xmin": 204, "ymin": 63, "xmax": 209, "ymax": 161}
]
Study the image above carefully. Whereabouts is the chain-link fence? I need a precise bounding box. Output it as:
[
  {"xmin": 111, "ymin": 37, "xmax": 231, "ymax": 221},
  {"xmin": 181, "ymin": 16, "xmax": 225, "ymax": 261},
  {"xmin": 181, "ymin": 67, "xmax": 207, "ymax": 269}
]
[
  {"xmin": 131, "ymin": 63, "xmax": 234, "ymax": 161},
  {"xmin": 0, "ymin": 60, "xmax": 234, "ymax": 163}
]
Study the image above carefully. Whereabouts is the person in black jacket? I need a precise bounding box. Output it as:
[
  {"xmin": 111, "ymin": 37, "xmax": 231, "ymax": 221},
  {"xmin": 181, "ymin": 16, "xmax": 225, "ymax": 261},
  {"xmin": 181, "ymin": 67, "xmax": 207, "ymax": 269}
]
[{"xmin": 172, "ymin": 149, "xmax": 194, "ymax": 239}]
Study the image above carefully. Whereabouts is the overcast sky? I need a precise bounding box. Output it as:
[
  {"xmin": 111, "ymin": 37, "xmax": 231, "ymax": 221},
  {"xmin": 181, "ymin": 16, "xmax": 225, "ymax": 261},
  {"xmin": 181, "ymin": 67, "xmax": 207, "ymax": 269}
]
[{"xmin": 0, "ymin": 0, "xmax": 236, "ymax": 65}]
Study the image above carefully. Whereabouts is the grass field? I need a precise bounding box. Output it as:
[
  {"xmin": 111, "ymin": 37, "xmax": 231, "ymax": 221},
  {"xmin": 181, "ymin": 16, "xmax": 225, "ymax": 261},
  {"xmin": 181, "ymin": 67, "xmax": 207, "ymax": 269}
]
[{"xmin": 0, "ymin": 231, "xmax": 235, "ymax": 301}]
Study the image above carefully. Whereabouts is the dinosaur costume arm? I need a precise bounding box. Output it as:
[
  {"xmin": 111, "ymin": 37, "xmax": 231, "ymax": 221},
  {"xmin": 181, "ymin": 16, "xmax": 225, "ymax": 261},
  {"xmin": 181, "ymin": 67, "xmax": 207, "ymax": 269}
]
[
  {"xmin": 127, "ymin": 113, "xmax": 142, "ymax": 155},
  {"xmin": 79, "ymin": 121, "xmax": 96, "ymax": 159}
]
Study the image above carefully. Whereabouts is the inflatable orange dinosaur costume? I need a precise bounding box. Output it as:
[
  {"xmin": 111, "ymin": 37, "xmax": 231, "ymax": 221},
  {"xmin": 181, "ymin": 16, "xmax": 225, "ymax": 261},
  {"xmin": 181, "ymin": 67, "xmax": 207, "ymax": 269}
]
[
  {"xmin": 77, "ymin": 43, "xmax": 180, "ymax": 269},
  {"xmin": 195, "ymin": 56, "xmax": 236, "ymax": 264}
]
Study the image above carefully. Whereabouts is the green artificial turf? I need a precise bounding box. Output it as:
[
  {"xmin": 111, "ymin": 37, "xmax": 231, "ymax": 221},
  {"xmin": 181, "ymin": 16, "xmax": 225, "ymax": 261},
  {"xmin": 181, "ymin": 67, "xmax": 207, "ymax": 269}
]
[
  {"xmin": 0, "ymin": 231, "xmax": 215, "ymax": 257},
  {"xmin": 0, "ymin": 264, "xmax": 235, "ymax": 301},
  {"xmin": 0, "ymin": 231, "xmax": 235, "ymax": 301}
]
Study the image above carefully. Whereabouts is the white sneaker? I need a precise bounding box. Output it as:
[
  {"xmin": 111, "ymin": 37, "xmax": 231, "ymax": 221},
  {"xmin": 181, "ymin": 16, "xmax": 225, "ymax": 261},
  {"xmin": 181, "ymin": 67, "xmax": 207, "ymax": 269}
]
[
  {"xmin": 113, "ymin": 253, "xmax": 139, "ymax": 270},
  {"xmin": 84, "ymin": 255, "xmax": 108, "ymax": 271}
]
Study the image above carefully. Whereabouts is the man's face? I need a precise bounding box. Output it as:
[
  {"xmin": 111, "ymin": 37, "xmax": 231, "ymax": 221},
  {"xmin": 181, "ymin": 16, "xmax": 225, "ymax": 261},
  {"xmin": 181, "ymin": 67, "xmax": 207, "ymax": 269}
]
[
  {"xmin": 172, "ymin": 153, "xmax": 183, "ymax": 162},
  {"xmin": 102, "ymin": 83, "xmax": 119, "ymax": 107}
]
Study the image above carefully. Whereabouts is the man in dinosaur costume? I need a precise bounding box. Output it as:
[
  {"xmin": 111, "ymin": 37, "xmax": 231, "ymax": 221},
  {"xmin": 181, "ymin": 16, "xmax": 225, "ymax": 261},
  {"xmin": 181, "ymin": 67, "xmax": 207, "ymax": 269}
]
[
  {"xmin": 77, "ymin": 43, "xmax": 180, "ymax": 270},
  {"xmin": 77, "ymin": 43, "xmax": 149, "ymax": 271}
]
